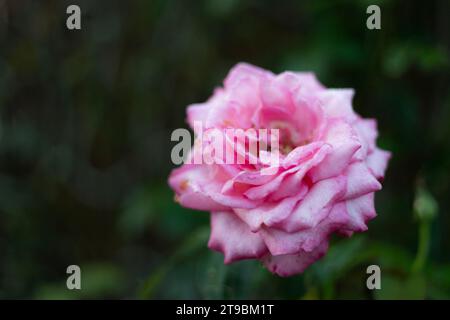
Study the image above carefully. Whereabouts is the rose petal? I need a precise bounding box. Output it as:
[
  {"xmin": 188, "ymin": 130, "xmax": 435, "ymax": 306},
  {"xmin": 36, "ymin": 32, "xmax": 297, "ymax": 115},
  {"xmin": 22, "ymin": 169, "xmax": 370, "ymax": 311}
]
[
  {"xmin": 319, "ymin": 89, "xmax": 357, "ymax": 122},
  {"xmin": 261, "ymin": 240, "xmax": 329, "ymax": 277},
  {"xmin": 343, "ymin": 162, "xmax": 381, "ymax": 200},
  {"xmin": 234, "ymin": 185, "xmax": 308, "ymax": 232},
  {"xmin": 366, "ymin": 148, "xmax": 391, "ymax": 180},
  {"xmin": 280, "ymin": 175, "xmax": 347, "ymax": 232},
  {"xmin": 244, "ymin": 143, "xmax": 330, "ymax": 200},
  {"xmin": 309, "ymin": 119, "xmax": 361, "ymax": 182},
  {"xmin": 208, "ymin": 211, "xmax": 268, "ymax": 264}
]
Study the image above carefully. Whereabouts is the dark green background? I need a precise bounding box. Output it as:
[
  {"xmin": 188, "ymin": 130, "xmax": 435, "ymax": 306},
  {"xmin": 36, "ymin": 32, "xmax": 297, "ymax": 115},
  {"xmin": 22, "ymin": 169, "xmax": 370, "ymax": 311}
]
[{"xmin": 0, "ymin": 0, "xmax": 449, "ymax": 299}]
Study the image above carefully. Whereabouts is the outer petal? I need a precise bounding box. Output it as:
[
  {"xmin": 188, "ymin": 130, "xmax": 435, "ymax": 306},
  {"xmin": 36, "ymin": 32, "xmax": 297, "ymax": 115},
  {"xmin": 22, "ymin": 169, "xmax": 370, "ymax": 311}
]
[
  {"xmin": 366, "ymin": 148, "xmax": 391, "ymax": 180},
  {"xmin": 234, "ymin": 185, "xmax": 308, "ymax": 232},
  {"xmin": 353, "ymin": 118, "xmax": 378, "ymax": 160},
  {"xmin": 343, "ymin": 193, "xmax": 376, "ymax": 232},
  {"xmin": 260, "ymin": 72, "xmax": 298, "ymax": 113},
  {"xmin": 295, "ymin": 72, "xmax": 325, "ymax": 92},
  {"xmin": 168, "ymin": 165, "xmax": 228, "ymax": 211},
  {"xmin": 279, "ymin": 175, "xmax": 347, "ymax": 232},
  {"xmin": 309, "ymin": 119, "xmax": 361, "ymax": 182},
  {"xmin": 261, "ymin": 240, "xmax": 329, "ymax": 277},
  {"xmin": 343, "ymin": 162, "xmax": 381, "ymax": 200},
  {"xmin": 224, "ymin": 62, "xmax": 272, "ymax": 89},
  {"xmin": 259, "ymin": 203, "xmax": 348, "ymax": 255},
  {"xmin": 169, "ymin": 164, "xmax": 259, "ymax": 210},
  {"xmin": 208, "ymin": 211, "xmax": 268, "ymax": 264},
  {"xmin": 319, "ymin": 89, "xmax": 358, "ymax": 122},
  {"xmin": 186, "ymin": 88, "xmax": 225, "ymax": 132}
]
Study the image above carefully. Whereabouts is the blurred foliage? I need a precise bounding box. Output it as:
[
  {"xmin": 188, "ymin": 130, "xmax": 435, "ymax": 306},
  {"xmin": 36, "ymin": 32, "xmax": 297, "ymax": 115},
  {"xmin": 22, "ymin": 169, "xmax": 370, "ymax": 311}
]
[{"xmin": 0, "ymin": 0, "xmax": 449, "ymax": 299}]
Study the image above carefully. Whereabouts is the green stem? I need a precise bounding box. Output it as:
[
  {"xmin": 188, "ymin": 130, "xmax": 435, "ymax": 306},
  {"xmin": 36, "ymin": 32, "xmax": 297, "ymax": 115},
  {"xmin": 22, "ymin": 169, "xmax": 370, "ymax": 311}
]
[{"xmin": 412, "ymin": 221, "xmax": 431, "ymax": 273}]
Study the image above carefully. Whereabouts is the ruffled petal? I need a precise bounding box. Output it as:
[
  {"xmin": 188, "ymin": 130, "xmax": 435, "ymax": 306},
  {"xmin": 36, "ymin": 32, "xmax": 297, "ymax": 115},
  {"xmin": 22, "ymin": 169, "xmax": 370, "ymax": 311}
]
[
  {"xmin": 261, "ymin": 240, "xmax": 329, "ymax": 277},
  {"xmin": 309, "ymin": 119, "xmax": 361, "ymax": 182},
  {"xmin": 343, "ymin": 193, "xmax": 376, "ymax": 232},
  {"xmin": 208, "ymin": 211, "xmax": 268, "ymax": 264},
  {"xmin": 259, "ymin": 204, "xmax": 348, "ymax": 255},
  {"xmin": 280, "ymin": 175, "xmax": 346, "ymax": 232},
  {"xmin": 366, "ymin": 148, "xmax": 391, "ymax": 180},
  {"xmin": 169, "ymin": 164, "xmax": 259, "ymax": 210},
  {"xmin": 224, "ymin": 62, "xmax": 272, "ymax": 89},
  {"xmin": 294, "ymin": 72, "xmax": 325, "ymax": 92},
  {"xmin": 353, "ymin": 118, "xmax": 378, "ymax": 160},
  {"xmin": 244, "ymin": 143, "xmax": 330, "ymax": 200},
  {"xmin": 343, "ymin": 162, "xmax": 381, "ymax": 200},
  {"xmin": 319, "ymin": 89, "xmax": 357, "ymax": 122},
  {"xmin": 234, "ymin": 185, "xmax": 308, "ymax": 232},
  {"xmin": 169, "ymin": 165, "xmax": 228, "ymax": 211}
]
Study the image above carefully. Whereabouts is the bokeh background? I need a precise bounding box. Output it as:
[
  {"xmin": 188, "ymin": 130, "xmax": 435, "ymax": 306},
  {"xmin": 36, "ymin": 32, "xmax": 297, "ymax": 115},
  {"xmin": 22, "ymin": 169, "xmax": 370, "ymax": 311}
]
[{"xmin": 0, "ymin": 0, "xmax": 449, "ymax": 299}]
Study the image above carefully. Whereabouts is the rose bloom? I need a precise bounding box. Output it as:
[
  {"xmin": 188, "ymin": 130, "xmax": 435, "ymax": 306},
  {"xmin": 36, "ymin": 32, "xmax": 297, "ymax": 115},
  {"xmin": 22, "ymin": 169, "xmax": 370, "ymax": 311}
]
[{"xmin": 169, "ymin": 63, "xmax": 391, "ymax": 276}]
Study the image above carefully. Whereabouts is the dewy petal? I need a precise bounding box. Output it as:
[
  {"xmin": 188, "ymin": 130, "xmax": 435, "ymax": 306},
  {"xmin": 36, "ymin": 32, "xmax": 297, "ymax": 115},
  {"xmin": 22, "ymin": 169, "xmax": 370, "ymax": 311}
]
[
  {"xmin": 309, "ymin": 119, "xmax": 361, "ymax": 182},
  {"xmin": 343, "ymin": 193, "xmax": 376, "ymax": 232},
  {"xmin": 269, "ymin": 145, "xmax": 331, "ymax": 201},
  {"xmin": 260, "ymin": 75, "xmax": 295, "ymax": 112},
  {"xmin": 224, "ymin": 62, "xmax": 273, "ymax": 89},
  {"xmin": 291, "ymin": 89, "xmax": 324, "ymax": 143},
  {"xmin": 343, "ymin": 162, "xmax": 381, "ymax": 200},
  {"xmin": 169, "ymin": 164, "xmax": 259, "ymax": 210},
  {"xmin": 280, "ymin": 175, "xmax": 347, "ymax": 232},
  {"xmin": 234, "ymin": 185, "xmax": 308, "ymax": 232},
  {"xmin": 221, "ymin": 170, "xmax": 276, "ymax": 195},
  {"xmin": 282, "ymin": 141, "xmax": 327, "ymax": 168},
  {"xmin": 244, "ymin": 143, "xmax": 330, "ymax": 200},
  {"xmin": 325, "ymin": 193, "xmax": 376, "ymax": 233},
  {"xmin": 261, "ymin": 240, "xmax": 329, "ymax": 277},
  {"xmin": 186, "ymin": 88, "xmax": 225, "ymax": 132},
  {"xmin": 319, "ymin": 89, "xmax": 358, "ymax": 122},
  {"xmin": 366, "ymin": 148, "xmax": 391, "ymax": 180},
  {"xmin": 186, "ymin": 103, "xmax": 208, "ymax": 131},
  {"xmin": 226, "ymin": 78, "xmax": 263, "ymax": 128},
  {"xmin": 294, "ymin": 72, "xmax": 326, "ymax": 92},
  {"xmin": 168, "ymin": 165, "xmax": 228, "ymax": 211},
  {"xmin": 208, "ymin": 211, "xmax": 268, "ymax": 264},
  {"xmin": 353, "ymin": 118, "xmax": 378, "ymax": 160},
  {"xmin": 259, "ymin": 201, "xmax": 349, "ymax": 255}
]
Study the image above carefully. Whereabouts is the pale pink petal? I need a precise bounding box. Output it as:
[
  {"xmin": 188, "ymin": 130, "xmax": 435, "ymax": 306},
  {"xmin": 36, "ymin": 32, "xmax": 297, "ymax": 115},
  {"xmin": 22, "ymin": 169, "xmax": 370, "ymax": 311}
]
[
  {"xmin": 353, "ymin": 118, "xmax": 378, "ymax": 160},
  {"xmin": 260, "ymin": 75, "xmax": 295, "ymax": 112},
  {"xmin": 282, "ymin": 141, "xmax": 328, "ymax": 168},
  {"xmin": 319, "ymin": 89, "xmax": 357, "ymax": 122},
  {"xmin": 259, "ymin": 204, "xmax": 348, "ymax": 255},
  {"xmin": 294, "ymin": 72, "xmax": 326, "ymax": 92},
  {"xmin": 208, "ymin": 211, "xmax": 268, "ymax": 264},
  {"xmin": 244, "ymin": 143, "xmax": 330, "ymax": 200},
  {"xmin": 366, "ymin": 148, "xmax": 391, "ymax": 180},
  {"xmin": 309, "ymin": 119, "xmax": 361, "ymax": 182},
  {"xmin": 343, "ymin": 193, "xmax": 376, "ymax": 232},
  {"xmin": 169, "ymin": 165, "xmax": 227, "ymax": 211},
  {"xmin": 280, "ymin": 175, "xmax": 346, "ymax": 232},
  {"xmin": 343, "ymin": 162, "xmax": 381, "ymax": 200},
  {"xmin": 169, "ymin": 164, "xmax": 258, "ymax": 210},
  {"xmin": 291, "ymin": 89, "xmax": 325, "ymax": 143},
  {"xmin": 224, "ymin": 62, "xmax": 272, "ymax": 89},
  {"xmin": 234, "ymin": 186, "xmax": 308, "ymax": 232},
  {"xmin": 261, "ymin": 240, "xmax": 329, "ymax": 277}
]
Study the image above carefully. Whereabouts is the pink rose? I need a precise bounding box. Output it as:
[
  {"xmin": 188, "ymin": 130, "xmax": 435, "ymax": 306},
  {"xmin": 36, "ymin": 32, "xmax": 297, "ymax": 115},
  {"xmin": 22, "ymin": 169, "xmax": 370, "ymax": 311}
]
[{"xmin": 169, "ymin": 63, "xmax": 391, "ymax": 276}]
